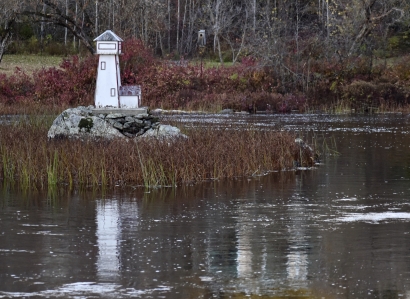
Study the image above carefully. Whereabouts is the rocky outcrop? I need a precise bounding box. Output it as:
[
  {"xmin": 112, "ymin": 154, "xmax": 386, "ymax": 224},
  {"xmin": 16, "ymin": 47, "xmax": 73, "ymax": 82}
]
[
  {"xmin": 150, "ymin": 108, "xmax": 250, "ymax": 115},
  {"xmin": 47, "ymin": 106, "xmax": 186, "ymax": 139},
  {"xmin": 141, "ymin": 124, "xmax": 187, "ymax": 139}
]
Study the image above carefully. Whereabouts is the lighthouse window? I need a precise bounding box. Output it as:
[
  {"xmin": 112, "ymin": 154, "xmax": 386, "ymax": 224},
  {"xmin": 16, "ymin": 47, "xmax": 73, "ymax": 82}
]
[
  {"xmin": 111, "ymin": 88, "xmax": 116, "ymax": 97},
  {"xmin": 98, "ymin": 43, "xmax": 116, "ymax": 50},
  {"xmin": 101, "ymin": 61, "xmax": 106, "ymax": 70}
]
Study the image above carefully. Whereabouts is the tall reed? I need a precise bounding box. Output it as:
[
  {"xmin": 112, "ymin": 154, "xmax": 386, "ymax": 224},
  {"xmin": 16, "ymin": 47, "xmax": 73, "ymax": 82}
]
[
  {"xmin": 0, "ymin": 114, "xmax": 311, "ymax": 190},
  {"xmin": 1, "ymin": 147, "xmax": 15, "ymax": 183},
  {"xmin": 47, "ymin": 150, "xmax": 59, "ymax": 187}
]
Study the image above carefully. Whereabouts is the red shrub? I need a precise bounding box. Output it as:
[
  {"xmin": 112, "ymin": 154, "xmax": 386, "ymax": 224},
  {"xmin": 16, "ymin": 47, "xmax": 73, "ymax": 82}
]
[
  {"xmin": 33, "ymin": 55, "xmax": 97, "ymax": 105},
  {"xmin": 0, "ymin": 68, "xmax": 34, "ymax": 104},
  {"xmin": 240, "ymin": 56, "xmax": 258, "ymax": 67},
  {"xmin": 120, "ymin": 39, "xmax": 157, "ymax": 85}
]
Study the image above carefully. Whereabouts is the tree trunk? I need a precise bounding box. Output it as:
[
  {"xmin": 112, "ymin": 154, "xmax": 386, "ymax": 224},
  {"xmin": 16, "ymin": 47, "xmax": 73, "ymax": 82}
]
[
  {"xmin": 168, "ymin": 0, "xmax": 171, "ymax": 53},
  {"xmin": 40, "ymin": 3, "xmax": 45, "ymax": 54},
  {"xmin": 159, "ymin": 31, "xmax": 164, "ymax": 56},
  {"xmin": 216, "ymin": 35, "xmax": 223, "ymax": 63},
  {"xmin": 176, "ymin": 0, "xmax": 180, "ymax": 54},
  {"xmin": 73, "ymin": 2, "xmax": 77, "ymax": 51},
  {"xmin": 180, "ymin": 0, "xmax": 187, "ymax": 54},
  {"xmin": 253, "ymin": 0, "xmax": 256, "ymax": 32},
  {"xmin": 95, "ymin": 0, "xmax": 98, "ymax": 35},
  {"xmin": 186, "ymin": 0, "xmax": 194, "ymax": 54},
  {"xmin": 64, "ymin": 0, "xmax": 68, "ymax": 45},
  {"xmin": 0, "ymin": 20, "xmax": 14, "ymax": 64}
]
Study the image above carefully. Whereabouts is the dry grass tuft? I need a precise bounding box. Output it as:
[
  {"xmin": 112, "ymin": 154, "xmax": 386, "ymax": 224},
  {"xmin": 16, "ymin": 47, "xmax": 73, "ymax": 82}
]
[{"xmin": 0, "ymin": 102, "xmax": 70, "ymax": 115}]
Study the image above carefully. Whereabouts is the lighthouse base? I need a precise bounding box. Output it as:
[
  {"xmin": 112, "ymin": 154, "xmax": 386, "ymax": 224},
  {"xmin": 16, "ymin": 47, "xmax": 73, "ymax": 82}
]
[{"xmin": 91, "ymin": 107, "xmax": 148, "ymax": 116}]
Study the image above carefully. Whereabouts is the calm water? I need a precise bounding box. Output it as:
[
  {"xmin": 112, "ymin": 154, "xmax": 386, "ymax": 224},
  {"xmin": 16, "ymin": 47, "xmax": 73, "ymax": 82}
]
[{"xmin": 1, "ymin": 114, "xmax": 410, "ymax": 299}]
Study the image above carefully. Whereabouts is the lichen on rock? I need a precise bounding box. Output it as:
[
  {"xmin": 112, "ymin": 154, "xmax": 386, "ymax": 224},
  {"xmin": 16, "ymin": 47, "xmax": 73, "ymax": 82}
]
[
  {"xmin": 78, "ymin": 118, "xmax": 93, "ymax": 132},
  {"xmin": 47, "ymin": 106, "xmax": 186, "ymax": 140}
]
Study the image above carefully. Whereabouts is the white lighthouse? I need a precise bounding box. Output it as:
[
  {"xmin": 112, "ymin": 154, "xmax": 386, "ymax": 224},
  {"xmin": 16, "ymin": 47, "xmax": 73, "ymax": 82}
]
[{"xmin": 94, "ymin": 30, "xmax": 141, "ymax": 108}]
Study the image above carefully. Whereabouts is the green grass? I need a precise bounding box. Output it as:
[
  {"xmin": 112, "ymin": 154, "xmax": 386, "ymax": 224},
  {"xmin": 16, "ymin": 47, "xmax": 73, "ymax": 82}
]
[
  {"xmin": 189, "ymin": 59, "xmax": 234, "ymax": 68},
  {"xmin": 0, "ymin": 54, "xmax": 63, "ymax": 75}
]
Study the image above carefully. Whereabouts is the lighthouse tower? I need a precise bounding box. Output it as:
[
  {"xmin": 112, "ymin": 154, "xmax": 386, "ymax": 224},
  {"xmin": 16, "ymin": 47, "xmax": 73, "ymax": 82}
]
[{"xmin": 94, "ymin": 30, "xmax": 141, "ymax": 108}]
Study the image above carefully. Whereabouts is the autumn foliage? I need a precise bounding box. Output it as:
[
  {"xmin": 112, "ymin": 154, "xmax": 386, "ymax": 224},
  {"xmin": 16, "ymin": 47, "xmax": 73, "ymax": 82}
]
[
  {"xmin": 0, "ymin": 55, "xmax": 97, "ymax": 106},
  {"xmin": 1, "ymin": 39, "xmax": 410, "ymax": 112}
]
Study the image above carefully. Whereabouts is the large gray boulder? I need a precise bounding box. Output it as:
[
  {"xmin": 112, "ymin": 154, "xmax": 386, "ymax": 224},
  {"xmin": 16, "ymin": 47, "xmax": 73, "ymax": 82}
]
[
  {"xmin": 141, "ymin": 124, "xmax": 187, "ymax": 139},
  {"xmin": 47, "ymin": 106, "xmax": 186, "ymax": 140},
  {"xmin": 48, "ymin": 106, "xmax": 124, "ymax": 139}
]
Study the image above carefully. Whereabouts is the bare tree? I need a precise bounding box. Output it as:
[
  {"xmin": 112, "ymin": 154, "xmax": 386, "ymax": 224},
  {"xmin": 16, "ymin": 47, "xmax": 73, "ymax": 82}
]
[
  {"xmin": 23, "ymin": 0, "xmax": 96, "ymax": 54},
  {"xmin": 221, "ymin": 1, "xmax": 249, "ymax": 63},
  {"xmin": 0, "ymin": 0, "xmax": 406, "ymax": 62},
  {"xmin": 347, "ymin": 0, "xmax": 405, "ymax": 56},
  {"xmin": 201, "ymin": 0, "xmax": 243, "ymax": 63},
  {"xmin": 0, "ymin": 0, "xmax": 21, "ymax": 63}
]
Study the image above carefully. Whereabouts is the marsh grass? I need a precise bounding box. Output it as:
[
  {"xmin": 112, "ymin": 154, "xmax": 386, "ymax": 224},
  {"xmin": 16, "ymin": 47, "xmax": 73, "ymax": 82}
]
[
  {"xmin": 1, "ymin": 148, "xmax": 15, "ymax": 182},
  {"xmin": 304, "ymin": 130, "xmax": 340, "ymax": 158},
  {"xmin": 0, "ymin": 102, "xmax": 69, "ymax": 116},
  {"xmin": 47, "ymin": 150, "xmax": 59, "ymax": 187},
  {"xmin": 322, "ymin": 135, "xmax": 339, "ymax": 156},
  {"xmin": 0, "ymin": 114, "xmax": 310, "ymax": 190}
]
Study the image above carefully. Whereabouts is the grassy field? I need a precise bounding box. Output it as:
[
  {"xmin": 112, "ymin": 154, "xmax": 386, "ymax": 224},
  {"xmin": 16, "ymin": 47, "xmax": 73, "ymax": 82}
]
[
  {"xmin": 0, "ymin": 54, "xmax": 230, "ymax": 76},
  {"xmin": 0, "ymin": 54, "xmax": 64, "ymax": 75}
]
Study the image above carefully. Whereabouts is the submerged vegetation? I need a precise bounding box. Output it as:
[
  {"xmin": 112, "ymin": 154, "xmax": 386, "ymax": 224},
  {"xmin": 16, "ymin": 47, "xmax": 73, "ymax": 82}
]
[{"xmin": 0, "ymin": 114, "xmax": 314, "ymax": 191}]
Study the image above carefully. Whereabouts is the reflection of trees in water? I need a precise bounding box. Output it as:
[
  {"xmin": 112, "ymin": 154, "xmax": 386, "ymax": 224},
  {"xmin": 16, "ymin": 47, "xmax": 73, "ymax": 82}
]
[
  {"xmin": 231, "ymin": 171, "xmax": 313, "ymax": 291},
  {"xmin": 87, "ymin": 154, "xmax": 410, "ymax": 297},
  {"xmin": 92, "ymin": 172, "xmax": 303, "ymax": 294},
  {"xmin": 285, "ymin": 172, "xmax": 319, "ymax": 287}
]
